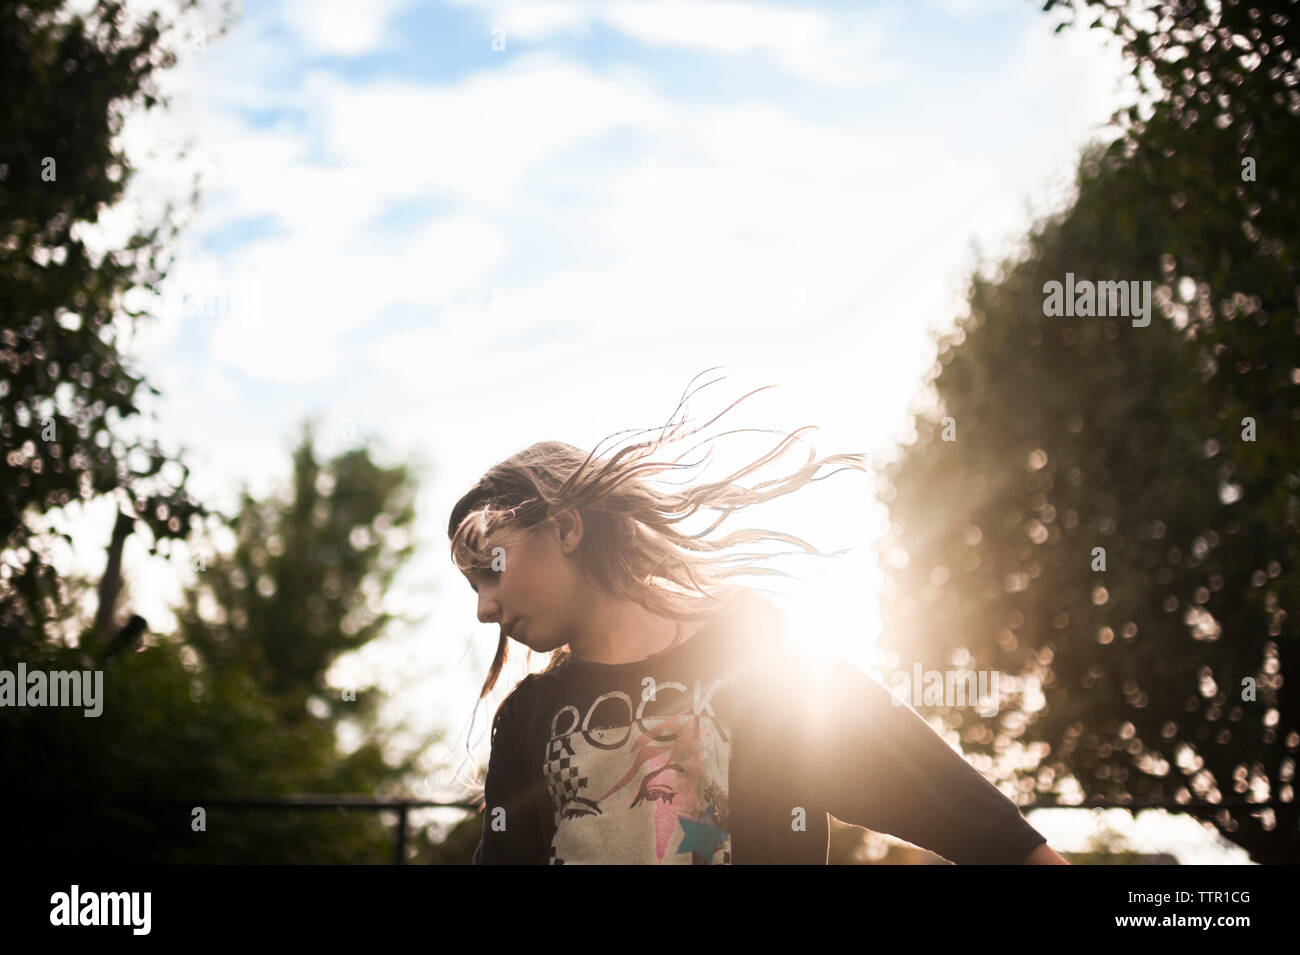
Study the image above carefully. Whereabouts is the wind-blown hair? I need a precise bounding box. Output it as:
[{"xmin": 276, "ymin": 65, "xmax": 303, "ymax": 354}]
[{"xmin": 447, "ymin": 372, "xmax": 871, "ymax": 704}]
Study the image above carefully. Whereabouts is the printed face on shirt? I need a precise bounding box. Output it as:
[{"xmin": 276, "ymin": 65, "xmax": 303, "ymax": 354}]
[{"xmin": 543, "ymin": 706, "xmax": 732, "ymax": 864}]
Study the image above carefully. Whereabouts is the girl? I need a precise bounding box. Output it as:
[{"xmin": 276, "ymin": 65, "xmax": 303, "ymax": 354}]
[{"xmin": 447, "ymin": 381, "xmax": 1067, "ymax": 865}]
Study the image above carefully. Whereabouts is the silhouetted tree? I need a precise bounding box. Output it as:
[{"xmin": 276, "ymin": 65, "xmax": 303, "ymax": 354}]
[
  {"xmin": 878, "ymin": 1, "xmax": 1297, "ymax": 863},
  {"xmin": 4, "ymin": 423, "xmax": 444, "ymax": 862},
  {"xmin": 178, "ymin": 418, "xmax": 420, "ymax": 722},
  {"xmin": 1, "ymin": 0, "xmax": 210, "ymax": 653}
]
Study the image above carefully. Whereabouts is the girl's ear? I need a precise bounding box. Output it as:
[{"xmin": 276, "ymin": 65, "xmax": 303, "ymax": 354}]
[{"xmin": 552, "ymin": 508, "xmax": 584, "ymax": 550}]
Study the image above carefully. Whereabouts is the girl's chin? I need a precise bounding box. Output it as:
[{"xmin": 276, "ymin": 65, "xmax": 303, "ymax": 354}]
[{"xmin": 520, "ymin": 635, "xmax": 564, "ymax": 654}]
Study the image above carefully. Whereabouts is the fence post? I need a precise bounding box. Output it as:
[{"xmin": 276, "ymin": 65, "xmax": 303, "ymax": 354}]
[{"xmin": 395, "ymin": 802, "xmax": 408, "ymax": 865}]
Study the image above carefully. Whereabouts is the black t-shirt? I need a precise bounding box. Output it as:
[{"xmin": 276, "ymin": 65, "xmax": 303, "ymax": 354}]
[{"xmin": 472, "ymin": 588, "xmax": 1047, "ymax": 864}]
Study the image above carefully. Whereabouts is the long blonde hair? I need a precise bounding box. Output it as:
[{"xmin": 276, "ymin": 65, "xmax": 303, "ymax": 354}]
[{"xmin": 447, "ymin": 371, "xmax": 871, "ymax": 703}]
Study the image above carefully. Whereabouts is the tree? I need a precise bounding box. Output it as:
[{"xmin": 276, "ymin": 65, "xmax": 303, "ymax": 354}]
[
  {"xmin": 3, "ymin": 422, "xmax": 446, "ymax": 862},
  {"xmin": 877, "ymin": 2, "xmax": 1298, "ymax": 862},
  {"xmin": 1, "ymin": 0, "xmax": 210, "ymax": 653},
  {"xmin": 177, "ymin": 417, "xmax": 424, "ymax": 733},
  {"xmin": 1, "ymin": 1, "xmax": 467, "ymax": 863}
]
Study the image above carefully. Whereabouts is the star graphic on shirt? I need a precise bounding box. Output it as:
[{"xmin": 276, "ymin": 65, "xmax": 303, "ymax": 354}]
[{"xmin": 674, "ymin": 808, "xmax": 728, "ymax": 863}]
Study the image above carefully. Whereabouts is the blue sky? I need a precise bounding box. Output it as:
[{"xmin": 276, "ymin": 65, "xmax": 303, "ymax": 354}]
[{"xmin": 48, "ymin": 0, "xmax": 1252, "ymax": 859}]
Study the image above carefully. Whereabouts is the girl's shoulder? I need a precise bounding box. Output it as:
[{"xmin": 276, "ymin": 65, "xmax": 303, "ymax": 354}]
[
  {"xmin": 497, "ymin": 667, "xmax": 564, "ymax": 720},
  {"xmin": 715, "ymin": 587, "xmax": 796, "ymax": 653}
]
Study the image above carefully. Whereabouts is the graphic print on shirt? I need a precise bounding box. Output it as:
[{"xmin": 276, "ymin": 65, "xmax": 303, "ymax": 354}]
[{"xmin": 542, "ymin": 681, "xmax": 732, "ymax": 864}]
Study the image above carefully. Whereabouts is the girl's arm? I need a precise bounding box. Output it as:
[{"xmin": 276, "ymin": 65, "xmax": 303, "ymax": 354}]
[
  {"xmin": 747, "ymin": 642, "xmax": 1059, "ymax": 865},
  {"xmin": 474, "ymin": 694, "xmax": 549, "ymax": 864},
  {"xmin": 1021, "ymin": 843, "xmax": 1070, "ymax": 864}
]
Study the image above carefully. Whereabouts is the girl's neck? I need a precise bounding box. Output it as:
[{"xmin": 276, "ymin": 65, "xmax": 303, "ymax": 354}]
[{"xmin": 567, "ymin": 595, "xmax": 716, "ymax": 666}]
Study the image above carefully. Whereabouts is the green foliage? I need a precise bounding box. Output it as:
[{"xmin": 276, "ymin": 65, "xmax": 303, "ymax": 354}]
[
  {"xmin": 177, "ymin": 418, "xmax": 420, "ymax": 717},
  {"xmin": 2, "ymin": 423, "xmax": 447, "ymax": 862},
  {"xmin": 4, "ymin": 634, "xmax": 396, "ymax": 863},
  {"xmin": 880, "ymin": 1, "xmax": 1298, "ymax": 862},
  {"xmin": 1, "ymin": 0, "xmax": 210, "ymax": 650},
  {"xmin": 0, "ymin": 0, "xmax": 468, "ymax": 864}
]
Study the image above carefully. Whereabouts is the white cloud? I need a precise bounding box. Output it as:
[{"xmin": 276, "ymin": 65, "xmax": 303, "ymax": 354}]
[
  {"xmin": 599, "ymin": 0, "xmax": 898, "ymax": 88},
  {"xmin": 133, "ymin": 18, "xmax": 1131, "ymax": 405},
  {"xmin": 451, "ymin": 0, "xmax": 900, "ymax": 87},
  {"xmin": 921, "ymin": 0, "xmax": 1023, "ymax": 18},
  {"xmin": 280, "ymin": 0, "xmax": 423, "ymax": 56},
  {"xmin": 307, "ymin": 54, "xmax": 671, "ymax": 209},
  {"xmin": 198, "ymin": 211, "xmax": 508, "ymax": 381}
]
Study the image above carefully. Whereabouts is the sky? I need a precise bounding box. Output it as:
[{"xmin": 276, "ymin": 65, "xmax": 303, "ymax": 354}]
[{"xmin": 48, "ymin": 0, "xmax": 1252, "ymax": 861}]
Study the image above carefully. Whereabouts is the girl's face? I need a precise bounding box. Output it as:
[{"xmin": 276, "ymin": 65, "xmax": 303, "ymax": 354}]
[{"xmin": 461, "ymin": 510, "xmax": 586, "ymax": 655}]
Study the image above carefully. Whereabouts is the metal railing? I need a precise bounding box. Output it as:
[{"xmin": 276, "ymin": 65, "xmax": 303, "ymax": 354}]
[
  {"xmin": 189, "ymin": 796, "xmax": 480, "ymax": 864},
  {"xmin": 182, "ymin": 794, "xmax": 1292, "ymax": 864}
]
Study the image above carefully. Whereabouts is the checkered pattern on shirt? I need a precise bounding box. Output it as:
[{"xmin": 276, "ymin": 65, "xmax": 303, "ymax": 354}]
[{"xmin": 543, "ymin": 732, "xmax": 586, "ymax": 821}]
